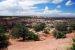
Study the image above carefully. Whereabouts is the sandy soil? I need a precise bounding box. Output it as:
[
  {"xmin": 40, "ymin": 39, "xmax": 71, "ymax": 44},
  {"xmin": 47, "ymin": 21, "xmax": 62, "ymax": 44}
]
[{"xmin": 8, "ymin": 33, "xmax": 74, "ymax": 50}]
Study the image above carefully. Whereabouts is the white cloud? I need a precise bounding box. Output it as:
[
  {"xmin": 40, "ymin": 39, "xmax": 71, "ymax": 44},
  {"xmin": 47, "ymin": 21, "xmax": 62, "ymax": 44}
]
[
  {"xmin": 52, "ymin": 0, "xmax": 63, "ymax": 4},
  {"xmin": 65, "ymin": 0, "xmax": 72, "ymax": 6},
  {"xmin": 42, "ymin": 6, "xmax": 75, "ymax": 16},
  {"xmin": 0, "ymin": 0, "xmax": 75, "ymax": 17},
  {"xmin": 65, "ymin": 0, "xmax": 75, "ymax": 6},
  {"xmin": 0, "ymin": 0, "xmax": 50, "ymax": 16},
  {"xmin": 0, "ymin": 10, "xmax": 14, "ymax": 15},
  {"xmin": 0, "ymin": 0, "xmax": 14, "ymax": 10},
  {"xmin": 18, "ymin": 6, "xmax": 61, "ymax": 16},
  {"xmin": 19, "ymin": 0, "xmax": 49, "ymax": 6},
  {"xmin": 43, "ymin": 6, "xmax": 61, "ymax": 14}
]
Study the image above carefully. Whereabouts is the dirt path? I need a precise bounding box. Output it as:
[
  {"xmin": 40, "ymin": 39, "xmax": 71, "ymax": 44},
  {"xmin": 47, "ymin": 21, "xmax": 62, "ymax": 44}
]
[{"xmin": 8, "ymin": 34, "xmax": 73, "ymax": 50}]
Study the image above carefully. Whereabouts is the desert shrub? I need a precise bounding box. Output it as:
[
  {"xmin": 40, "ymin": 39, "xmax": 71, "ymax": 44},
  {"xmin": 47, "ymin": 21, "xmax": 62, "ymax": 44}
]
[
  {"xmin": 71, "ymin": 44, "xmax": 75, "ymax": 50},
  {"xmin": 0, "ymin": 25, "xmax": 6, "ymax": 33},
  {"xmin": 34, "ymin": 23, "xmax": 46, "ymax": 32},
  {"xmin": 71, "ymin": 38, "xmax": 75, "ymax": 50},
  {"xmin": 67, "ymin": 27, "xmax": 73, "ymax": 33},
  {"xmin": 73, "ymin": 38, "xmax": 75, "ymax": 42},
  {"xmin": 55, "ymin": 23, "xmax": 75, "ymax": 33},
  {"xmin": 43, "ymin": 29, "xmax": 49, "ymax": 34},
  {"xmin": 0, "ymin": 34, "xmax": 9, "ymax": 49},
  {"xmin": 28, "ymin": 31, "xmax": 39, "ymax": 41},
  {"xmin": 70, "ymin": 23, "xmax": 75, "ymax": 30},
  {"xmin": 53, "ymin": 31, "xmax": 66, "ymax": 39},
  {"xmin": 11, "ymin": 23, "xmax": 29, "ymax": 41},
  {"xmin": 0, "ymin": 25, "xmax": 9, "ymax": 49},
  {"xmin": 67, "ymin": 24, "xmax": 75, "ymax": 33},
  {"xmin": 55, "ymin": 23, "xmax": 68, "ymax": 32},
  {"xmin": 11, "ymin": 23, "xmax": 39, "ymax": 41}
]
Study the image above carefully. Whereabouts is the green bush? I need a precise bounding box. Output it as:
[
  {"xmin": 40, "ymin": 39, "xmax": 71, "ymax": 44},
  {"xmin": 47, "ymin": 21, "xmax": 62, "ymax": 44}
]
[
  {"xmin": 28, "ymin": 31, "xmax": 39, "ymax": 41},
  {"xmin": 71, "ymin": 43, "xmax": 75, "ymax": 50},
  {"xmin": 43, "ymin": 29, "xmax": 49, "ymax": 34},
  {"xmin": 0, "ymin": 34, "xmax": 9, "ymax": 48},
  {"xmin": 11, "ymin": 23, "xmax": 39, "ymax": 41},
  {"xmin": 54, "ymin": 23, "xmax": 75, "ymax": 34},
  {"xmin": 11, "ymin": 23, "xmax": 29, "ymax": 41},
  {"xmin": 55, "ymin": 23, "xmax": 68, "ymax": 31},
  {"xmin": 73, "ymin": 38, "xmax": 75, "ymax": 42},
  {"xmin": 67, "ymin": 24, "xmax": 75, "ymax": 33},
  {"xmin": 0, "ymin": 25, "xmax": 6, "ymax": 33},
  {"xmin": 0, "ymin": 25, "xmax": 9, "ymax": 49},
  {"xmin": 53, "ymin": 31, "xmax": 66, "ymax": 39},
  {"xmin": 71, "ymin": 39, "xmax": 75, "ymax": 50},
  {"xmin": 34, "ymin": 23, "xmax": 46, "ymax": 32}
]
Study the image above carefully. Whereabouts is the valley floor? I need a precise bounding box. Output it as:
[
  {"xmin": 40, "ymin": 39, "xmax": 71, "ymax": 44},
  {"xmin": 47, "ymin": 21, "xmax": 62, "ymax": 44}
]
[{"xmin": 8, "ymin": 32, "xmax": 75, "ymax": 50}]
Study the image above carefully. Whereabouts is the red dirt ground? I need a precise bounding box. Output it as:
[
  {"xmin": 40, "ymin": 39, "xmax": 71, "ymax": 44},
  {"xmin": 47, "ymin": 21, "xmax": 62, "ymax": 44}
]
[{"xmin": 8, "ymin": 32, "xmax": 75, "ymax": 50}]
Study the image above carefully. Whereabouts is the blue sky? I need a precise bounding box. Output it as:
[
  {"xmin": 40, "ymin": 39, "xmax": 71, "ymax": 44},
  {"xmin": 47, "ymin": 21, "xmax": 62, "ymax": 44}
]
[{"xmin": 0, "ymin": 0, "xmax": 75, "ymax": 17}]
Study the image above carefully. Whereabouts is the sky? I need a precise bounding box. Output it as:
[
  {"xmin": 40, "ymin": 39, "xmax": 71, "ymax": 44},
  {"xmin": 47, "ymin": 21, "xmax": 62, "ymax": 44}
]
[{"xmin": 0, "ymin": 0, "xmax": 75, "ymax": 17}]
